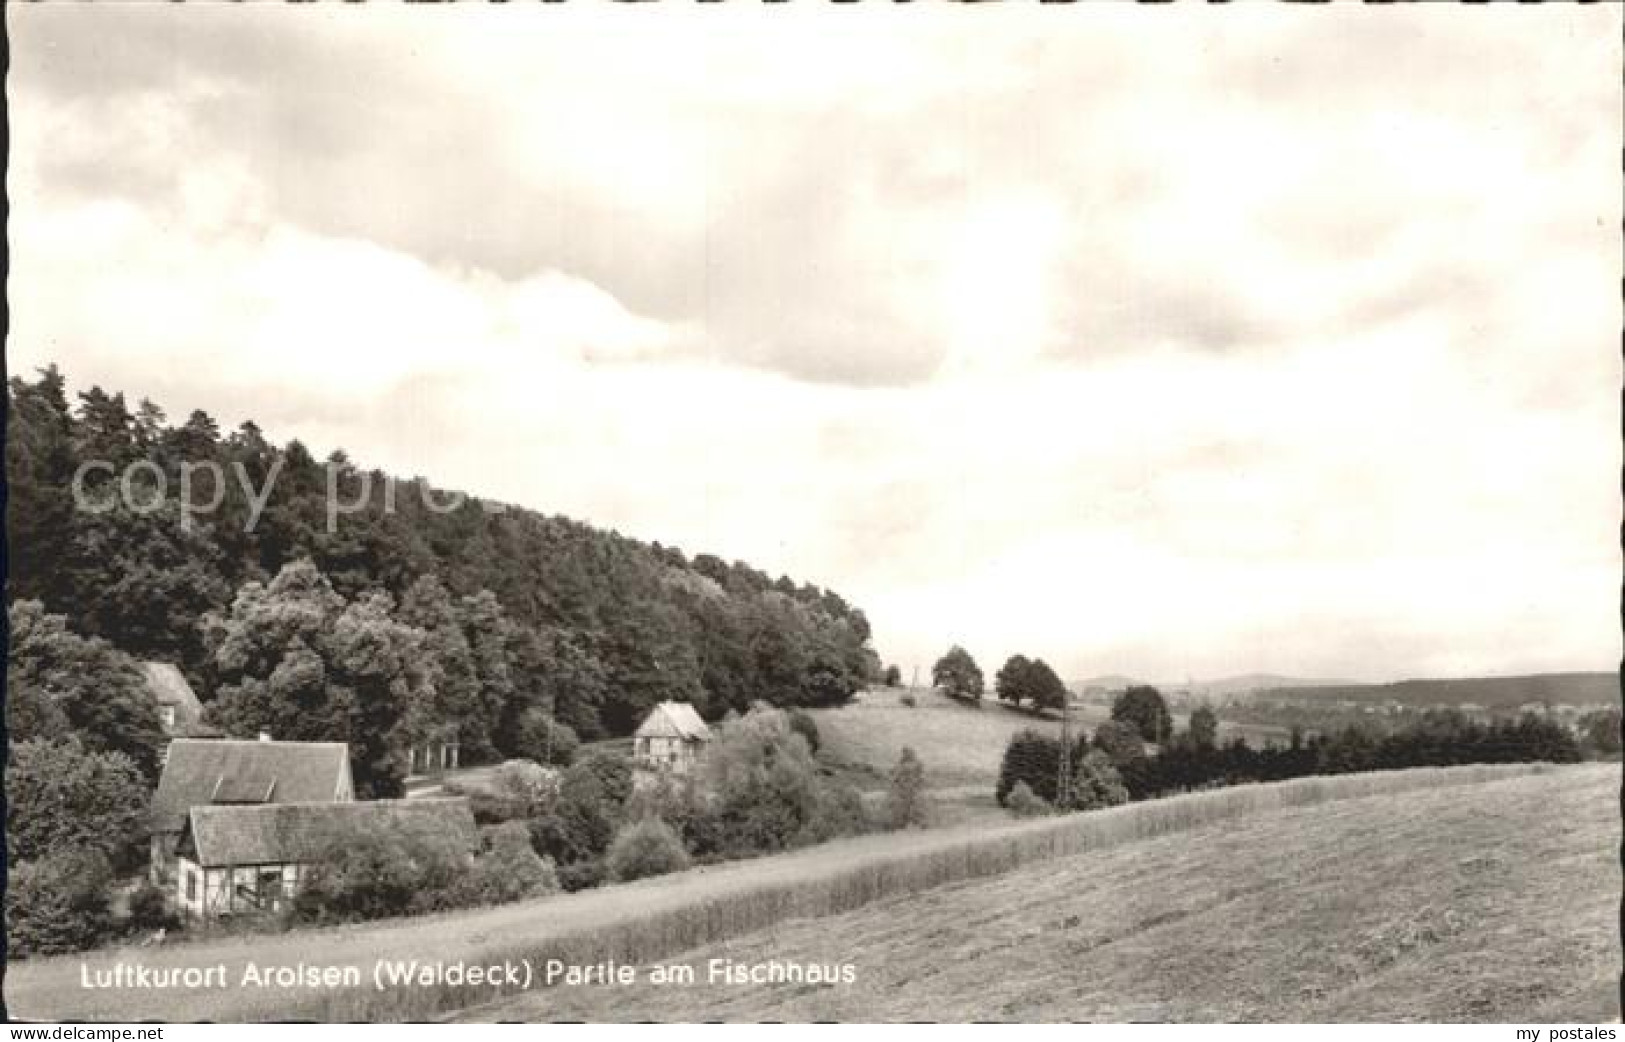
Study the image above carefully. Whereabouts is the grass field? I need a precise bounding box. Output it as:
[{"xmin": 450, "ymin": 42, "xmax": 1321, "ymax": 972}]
[
  {"xmin": 464, "ymin": 763, "xmax": 1620, "ymax": 1023},
  {"xmin": 5, "ymin": 762, "xmax": 1594, "ymax": 1022},
  {"xmin": 813, "ymin": 686, "xmax": 1290, "ymax": 794}
]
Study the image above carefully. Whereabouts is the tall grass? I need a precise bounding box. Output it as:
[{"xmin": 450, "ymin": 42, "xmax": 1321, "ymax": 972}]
[{"xmin": 308, "ymin": 762, "xmax": 1558, "ymax": 1021}]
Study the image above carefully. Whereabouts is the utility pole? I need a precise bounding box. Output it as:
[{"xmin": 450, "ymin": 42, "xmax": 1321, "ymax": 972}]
[{"xmin": 1056, "ymin": 687, "xmax": 1074, "ymax": 810}]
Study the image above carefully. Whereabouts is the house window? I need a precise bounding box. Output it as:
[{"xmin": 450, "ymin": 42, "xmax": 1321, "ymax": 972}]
[
  {"xmin": 160, "ymin": 706, "xmax": 176, "ymax": 728},
  {"xmin": 185, "ymin": 870, "xmax": 197, "ymax": 903}
]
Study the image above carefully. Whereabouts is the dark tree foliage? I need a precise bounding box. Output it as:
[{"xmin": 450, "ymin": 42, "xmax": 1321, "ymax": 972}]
[
  {"xmin": 932, "ymin": 645, "xmax": 984, "ymax": 701},
  {"xmin": 1114, "ymin": 711, "xmax": 1581, "ymax": 802},
  {"xmin": 996, "ymin": 655, "xmax": 1067, "ymax": 712},
  {"xmin": 6, "ymin": 601, "xmax": 168, "ymax": 780},
  {"xmin": 1111, "ymin": 685, "xmax": 1175, "ymax": 745},
  {"xmin": 5, "ymin": 368, "xmax": 877, "ymax": 747},
  {"xmin": 1001, "ymin": 709, "xmax": 1580, "ymax": 808}
]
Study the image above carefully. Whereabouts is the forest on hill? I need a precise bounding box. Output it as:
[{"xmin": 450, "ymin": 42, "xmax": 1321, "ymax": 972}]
[
  {"xmin": 1259, "ymin": 673, "xmax": 1619, "ymax": 709},
  {"xmin": 5, "ymin": 366, "xmax": 879, "ymax": 794}
]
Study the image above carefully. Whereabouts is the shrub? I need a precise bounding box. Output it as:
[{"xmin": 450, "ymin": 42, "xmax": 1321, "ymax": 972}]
[
  {"xmin": 996, "ymin": 728, "xmax": 1064, "ymax": 805},
  {"xmin": 1111, "ymin": 686, "xmax": 1174, "ymax": 745},
  {"xmin": 513, "ymin": 711, "xmax": 580, "ymax": 768},
  {"xmin": 292, "ymin": 820, "xmax": 472, "ymax": 924},
  {"xmin": 884, "ymin": 747, "xmax": 931, "ymax": 830},
  {"xmin": 495, "ymin": 759, "xmax": 561, "ymax": 811},
  {"xmin": 1005, "ymin": 780, "xmax": 1051, "ymax": 818},
  {"xmin": 457, "ymin": 822, "xmax": 560, "ymax": 905},
  {"xmin": 606, "ymin": 817, "xmax": 692, "ymax": 883},
  {"xmin": 788, "ymin": 709, "xmax": 822, "ymax": 754},
  {"xmin": 800, "ymin": 777, "xmax": 870, "ymax": 843},
  {"xmin": 5, "ymin": 739, "xmax": 149, "ymax": 870},
  {"xmin": 126, "ymin": 879, "xmax": 179, "ymax": 934},
  {"xmin": 696, "ymin": 710, "xmax": 824, "ymax": 856},
  {"xmin": 567, "ymin": 749, "xmax": 634, "ymax": 809},
  {"xmin": 900, "ymin": 694, "xmax": 917, "ymax": 708},
  {"xmin": 1092, "ymin": 720, "xmax": 1148, "ymax": 765},
  {"xmin": 529, "ymin": 768, "xmax": 617, "ymax": 867},
  {"xmin": 1069, "ymin": 750, "xmax": 1130, "ymax": 810},
  {"xmin": 6, "ymin": 849, "xmax": 116, "ymax": 957},
  {"xmin": 442, "ymin": 779, "xmax": 533, "ymax": 826}
]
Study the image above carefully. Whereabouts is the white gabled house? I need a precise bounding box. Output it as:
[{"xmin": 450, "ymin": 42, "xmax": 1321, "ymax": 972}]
[
  {"xmin": 173, "ymin": 798, "xmax": 477, "ymax": 918},
  {"xmin": 633, "ymin": 701, "xmax": 711, "ymax": 773},
  {"xmin": 149, "ymin": 738, "xmax": 354, "ymax": 884}
]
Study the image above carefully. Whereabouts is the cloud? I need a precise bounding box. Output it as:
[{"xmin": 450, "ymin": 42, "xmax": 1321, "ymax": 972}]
[{"xmin": 7, "ymin": 4, "xmax": 1620, "ymax": 681}]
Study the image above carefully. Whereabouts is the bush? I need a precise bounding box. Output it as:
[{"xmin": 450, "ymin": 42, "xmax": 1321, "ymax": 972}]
[
  {"xmin": 456, "ymin": 822, "xmax": 560, "ymax": 905},
  {"xmin": 494, "ymin": 759, "xmax": 560, "ymax": 811},
  {"xmin": 606, "ymin": 817, "xmax": 692, "ymax": 883},
  {"xmin": 567, "ymin": 749, "xmax": 634, "ymax": 809},
  {"xmin": 6, "ymin": 739, "xmax": 149, "ymax": 870},
  {"xmin": 884, "ymin": 747, "xmax": 930, "ymax": 830},
  {"xmin": 696, "ymin": 710, "xmax": 824, "ymax": 856},
  {"xmin": 1005, "ymin": 780, "xmax": 1051, "ymax": 818},
  {"xmin": 292, "ymin": 820, "xmax": 472, "ymax": 924},
  {"xmin": 6, "ymin": 849, "xmax": 116, "ymax": 957},
  {"xmin": 513, "ymin": 710, "xmax": 580, "ymax": 768},
  {"xmin": 126, "ymin": 879, "xmax": 179, "ymax": 934},
  {"xmin": 900, "ymin": 694, "xmax": 917, "ymax": 708},
  {"xmin": 788, "ymin": 709, "xmax": 821, "ymax": 754},
  {"xmin": 800, "ymin": 777, "xmax": 870, "ymax": 843},
  {"xmin": 1092, "ymin": 720, "xmax": 1148, "ymax": 765},
  {"xmin": 528, "ymin": 768, "xmax": 617, "ymax": 867},
  {"xmin": 1069, "ymin": 750, "xmax": 1130, "ymax": 810}
]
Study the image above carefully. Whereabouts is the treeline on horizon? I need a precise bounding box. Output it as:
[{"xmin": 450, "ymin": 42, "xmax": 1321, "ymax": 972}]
[
  {"xmin": 998, "ymin": 703, "xmax": 1587, "ymax": 811},
  {"xmin": 5, "ymin": 366, "xmax": 880, "ymax": 792}
]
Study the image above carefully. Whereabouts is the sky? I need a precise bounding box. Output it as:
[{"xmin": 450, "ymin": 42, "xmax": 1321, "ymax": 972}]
[{"xmin": 7, "ymin": 5, "xmax": 1621, "ymax": 684}]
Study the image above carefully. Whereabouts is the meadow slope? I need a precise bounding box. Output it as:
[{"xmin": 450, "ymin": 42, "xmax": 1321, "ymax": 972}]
[
  {"xmin": 4, "ymin": 764, "xmax": 1602, "ymax": 1022},
  {"xmin": 811, "ymin": 686, "xmax": 1288, "ymax": 794},
  {"xmin": 466, "ymin": 764, "xmax": 1619, "ymax": 1023}
]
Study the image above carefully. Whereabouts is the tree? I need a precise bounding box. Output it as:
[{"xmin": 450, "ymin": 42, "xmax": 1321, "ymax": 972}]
[
  {"xmin": 884, "ymin": 747, "xmax": 930, "ymax": 829},
  {"xmin": 883, "ymin": 664, "xmax": 902, "ymax": 687},
  {"xmin": 1187, "ymin": 706, "xmax": 1219, "ymax": 749},
  {"xmin": 787, "ymin": 708, "xmax": 821, "ymax": 754},
  {"xmin": 1068, "ymin": 750, "xmax": 1130, "ymax": 810},
  {"xmin": 606, "ymin": 817, "xmax": 692, "ymax": 882},
  {"xmin": 206, "ymin": 559, "xmax": 430, "ymax": 797},
  {"xmin": 1580, "ymin": 708, "xmax": 1622, "ymax": 757},
  {"xmin": 995, "ymin": 654, "xmax": 1033, "ymax": 705},
  {"xmin": 6, "ymin": 601, "xmax": 167, "ymax": 780},
  {"xmin": 6, "ymin": 849, "xmax": 116, "ymax": 957},
  {"xmin": 459, "ymin": 822, "xmax": 560, "ymax": 904},
  {"xmin": 997, "ymin": 728, "xmax": 1064, "ymax": 805},
  {"xmin": 5, "ymin": 740, "xmax": 150, "ymax": 869},
  {"xmin": 512, "ymin": 709, "xmax": 580, "ymax": 767},
  {"xmin": 932, "ymin": 646, "xmax": 984, "ymax": 701},
  {"xmin": 1025, "ymin": 659, "xmax": 1068, "ymax": 713},
  {"xmin": 694, "ymin": 708, "xmax": 825, "ymax": 856},
  {"xmin": 1111, "ymin": 685, "xmax": 1173, "ymax": 745},
  {"xmin": 1091, "ymin": 720, "xmax": 1147, "ymax": 765},
  {"xmin": 1004, "ymin": 780, "xmax": 1051, "ymax": 818}
]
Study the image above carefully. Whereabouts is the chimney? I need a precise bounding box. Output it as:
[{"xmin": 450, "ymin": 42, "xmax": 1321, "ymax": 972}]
[{"xmin": 258, "ymin": 731, "xmax": 272, "ymax": 742}]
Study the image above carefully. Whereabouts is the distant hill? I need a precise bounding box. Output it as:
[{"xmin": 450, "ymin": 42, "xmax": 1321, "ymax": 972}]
[
  {"xmin": 1076, "ymin": 674, "xmax": 1352, "ymax": 699},
  {"xmin": 1261, "ymin": 672, "xmax": 1619, "ymax": 710}
]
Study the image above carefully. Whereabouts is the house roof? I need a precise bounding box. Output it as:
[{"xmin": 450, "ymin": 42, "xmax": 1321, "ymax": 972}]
[
  {"xmin": 181, "ymin": 798, "xmax": 478, "ymax": 869},
  {"xmin": 141, "ymin": 662, "xmax": 203, "ymax": 717},
  {"xmin": 152, "ymin": 739, "xmax": 353, "ymax": 834},
  {"xmin": 634, "ymin": 701, "xmax": 710, "ymax": 742}
]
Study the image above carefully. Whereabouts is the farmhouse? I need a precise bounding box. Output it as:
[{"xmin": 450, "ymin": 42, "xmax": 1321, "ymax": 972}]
[
  {"xmin": 633, "ymin": 701, "xmax": 710, "ymax": 773},
  {"xmin": 149, "ymin": 738, "xmax": 354, "ymax": 884},
  {"xmin": 174, "ymin": 798, "xmax": 477, "ymax": 918},
  {"xmin": 140, "ymin": 661, "xmax": 205, "ymax": 737}
]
